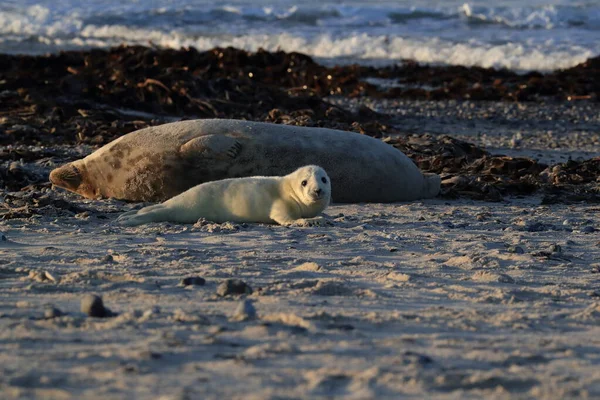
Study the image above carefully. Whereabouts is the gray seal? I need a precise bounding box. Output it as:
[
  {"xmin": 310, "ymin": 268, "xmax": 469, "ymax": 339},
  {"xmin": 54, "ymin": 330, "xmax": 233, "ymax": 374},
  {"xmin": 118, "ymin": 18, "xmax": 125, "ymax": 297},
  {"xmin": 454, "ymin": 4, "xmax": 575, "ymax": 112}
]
[{"xmin": 49, "ymin": 119, "xmax": 440, "ymax": 203}]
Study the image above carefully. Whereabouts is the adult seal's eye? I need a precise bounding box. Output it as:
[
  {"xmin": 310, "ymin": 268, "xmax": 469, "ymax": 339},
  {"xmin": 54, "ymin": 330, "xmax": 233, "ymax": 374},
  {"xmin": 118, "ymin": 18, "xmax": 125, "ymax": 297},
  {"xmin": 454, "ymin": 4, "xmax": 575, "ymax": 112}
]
[
  {"xmin": 321, "ymin": 177, "xmax": 327, "ymax": 184},
  {"xmin": 301, "ymin": 180, "xmax": 307, "ymax": 187}
]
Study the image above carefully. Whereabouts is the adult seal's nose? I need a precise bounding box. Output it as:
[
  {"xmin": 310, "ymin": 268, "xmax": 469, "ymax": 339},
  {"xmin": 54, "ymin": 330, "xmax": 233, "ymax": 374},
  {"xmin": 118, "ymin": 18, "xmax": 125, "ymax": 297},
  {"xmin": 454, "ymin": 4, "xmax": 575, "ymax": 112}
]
[{"xmin": 315, "ymin": 188, "xmax": 322, "ymax": 195}]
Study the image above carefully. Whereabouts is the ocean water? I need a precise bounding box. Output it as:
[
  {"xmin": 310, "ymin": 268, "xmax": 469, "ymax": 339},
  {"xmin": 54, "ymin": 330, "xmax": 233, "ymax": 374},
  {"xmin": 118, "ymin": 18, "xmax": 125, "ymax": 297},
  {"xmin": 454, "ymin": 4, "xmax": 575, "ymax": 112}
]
[{"xmin": 0, "ymin": 0, "xmax": 598, "ymax": 71}]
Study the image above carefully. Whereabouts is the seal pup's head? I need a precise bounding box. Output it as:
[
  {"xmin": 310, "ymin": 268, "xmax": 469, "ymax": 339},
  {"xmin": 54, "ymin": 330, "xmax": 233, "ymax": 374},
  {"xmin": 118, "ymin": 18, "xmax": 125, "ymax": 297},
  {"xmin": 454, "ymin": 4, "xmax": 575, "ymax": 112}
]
[
  {"xmin": 287, "ymin": 165, "xmax": 331, "ymax": 208},
  {"xmin": 49, "ymin": 161, "xmax": 98, "ymax": 199}
]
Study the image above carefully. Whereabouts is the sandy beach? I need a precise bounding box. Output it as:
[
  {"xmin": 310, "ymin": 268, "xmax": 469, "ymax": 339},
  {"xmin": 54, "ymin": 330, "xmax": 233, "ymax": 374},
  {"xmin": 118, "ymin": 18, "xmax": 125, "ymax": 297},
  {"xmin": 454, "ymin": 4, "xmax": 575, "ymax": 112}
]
[
  {"xmin": 2, "ymin": 193, "xmax": 600, "ymax": 399},
  {"xmin": 1, "ymin": 45, "xmax": 600, "ymax": 399}
]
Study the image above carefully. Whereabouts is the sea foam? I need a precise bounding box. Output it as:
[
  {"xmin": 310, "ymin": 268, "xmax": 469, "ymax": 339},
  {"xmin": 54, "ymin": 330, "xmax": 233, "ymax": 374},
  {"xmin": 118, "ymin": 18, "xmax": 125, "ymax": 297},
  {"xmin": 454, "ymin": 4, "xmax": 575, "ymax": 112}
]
[{"xmin": 0, "ymin": 1, "xmax": 598, "ymax": 71}]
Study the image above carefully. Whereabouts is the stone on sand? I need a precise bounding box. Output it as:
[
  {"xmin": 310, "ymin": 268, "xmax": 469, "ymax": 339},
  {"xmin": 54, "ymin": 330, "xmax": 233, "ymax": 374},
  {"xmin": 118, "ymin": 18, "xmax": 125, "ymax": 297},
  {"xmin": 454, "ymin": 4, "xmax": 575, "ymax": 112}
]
[
  {"xmin": 217, "ymin": 279, "xmax": 253, "ymax": 297},
  {"xmin": 81, "ymin": 294, "xmax": 112, "ymax": 318},
  {"xmin": 44, "ymin": 306, "xmax": 64, "ymax": 319},
  {"xmin": 180, "ymin": 276, "xmax": 206, "ymax": 286}
]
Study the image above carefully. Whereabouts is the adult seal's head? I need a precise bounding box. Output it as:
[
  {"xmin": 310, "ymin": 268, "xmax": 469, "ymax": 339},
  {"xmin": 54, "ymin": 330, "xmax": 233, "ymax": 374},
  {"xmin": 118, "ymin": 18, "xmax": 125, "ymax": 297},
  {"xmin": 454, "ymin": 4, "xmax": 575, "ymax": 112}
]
[{"xmin": 49, "ymin": 161, "xmax": 98, "ymax": 199}]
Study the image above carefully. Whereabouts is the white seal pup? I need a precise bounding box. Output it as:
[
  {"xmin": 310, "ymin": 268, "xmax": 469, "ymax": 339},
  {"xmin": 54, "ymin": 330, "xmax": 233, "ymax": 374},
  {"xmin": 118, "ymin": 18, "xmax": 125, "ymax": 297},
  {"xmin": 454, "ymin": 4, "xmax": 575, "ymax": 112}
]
[
  {"xmin": 50, "ymin": 119, "xmax": 440, "ymax": 203},
  {"xmin": 117, "ymin": 165, "xmax": 331, "ymax": 227}
]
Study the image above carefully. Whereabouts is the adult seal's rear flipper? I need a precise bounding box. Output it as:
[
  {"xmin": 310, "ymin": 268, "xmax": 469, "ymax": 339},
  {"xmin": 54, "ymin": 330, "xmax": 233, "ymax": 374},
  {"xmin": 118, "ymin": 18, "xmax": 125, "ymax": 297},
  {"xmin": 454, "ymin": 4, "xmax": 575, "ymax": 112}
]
[{"xmin": 422, "ymin": 173, "xmax": 441, "ymax": 199}]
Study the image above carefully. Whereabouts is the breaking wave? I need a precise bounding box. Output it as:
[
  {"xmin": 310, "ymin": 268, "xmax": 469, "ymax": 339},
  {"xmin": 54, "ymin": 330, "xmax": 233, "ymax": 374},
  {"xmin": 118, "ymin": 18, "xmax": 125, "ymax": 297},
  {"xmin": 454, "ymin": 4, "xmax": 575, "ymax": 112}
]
[{"xmin": 0, "ymin": 1, "xmax": 598, "ymax": 71}]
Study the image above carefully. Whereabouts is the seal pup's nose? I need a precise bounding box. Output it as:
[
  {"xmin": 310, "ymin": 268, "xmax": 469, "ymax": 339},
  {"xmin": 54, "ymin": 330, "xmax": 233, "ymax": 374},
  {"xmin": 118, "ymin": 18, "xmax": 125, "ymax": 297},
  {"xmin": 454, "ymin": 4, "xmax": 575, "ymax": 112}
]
[{"xmin": 315, "ymin": 188, "xmax": 322, "ymax": 195}]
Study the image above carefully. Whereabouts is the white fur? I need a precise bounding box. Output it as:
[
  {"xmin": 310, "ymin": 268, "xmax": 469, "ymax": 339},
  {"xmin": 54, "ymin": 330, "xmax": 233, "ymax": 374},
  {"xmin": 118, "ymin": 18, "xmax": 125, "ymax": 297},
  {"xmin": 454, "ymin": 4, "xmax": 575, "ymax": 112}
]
[{"xmin": 117, "ymin": 165, "xmax": 331, "ymax": 226}]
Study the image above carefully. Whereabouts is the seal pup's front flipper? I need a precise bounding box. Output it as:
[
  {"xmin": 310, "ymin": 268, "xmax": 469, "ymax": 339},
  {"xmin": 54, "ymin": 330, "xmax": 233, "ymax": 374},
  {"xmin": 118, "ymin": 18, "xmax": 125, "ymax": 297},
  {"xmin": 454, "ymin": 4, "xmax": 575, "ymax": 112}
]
[
  {"xmin": 117, "ymin": 204, "xmax": 171, "ymax": 226},
  {"xmin": 180, "ymin": 135, "xmax": 243, "ymax": 160}
]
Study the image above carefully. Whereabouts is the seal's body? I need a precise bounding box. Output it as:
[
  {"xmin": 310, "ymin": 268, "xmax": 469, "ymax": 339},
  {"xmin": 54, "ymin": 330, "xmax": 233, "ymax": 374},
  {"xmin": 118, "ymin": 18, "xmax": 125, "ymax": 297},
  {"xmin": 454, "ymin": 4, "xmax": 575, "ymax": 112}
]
[
  {"xmin": 117, "ymin": 165, "xmax": 331, "ymax": 226},
  {"xmin": 50, "ymin": 119, "xmax": 440, "ymax": 203}
]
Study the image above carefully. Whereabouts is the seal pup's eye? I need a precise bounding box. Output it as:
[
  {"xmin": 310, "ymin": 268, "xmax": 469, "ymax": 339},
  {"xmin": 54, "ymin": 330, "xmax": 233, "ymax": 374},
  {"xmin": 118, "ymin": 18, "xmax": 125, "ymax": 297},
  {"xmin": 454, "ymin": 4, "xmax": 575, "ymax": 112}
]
[
  {"xmin": 301, "ymin": 180, "xmax": 307, "ymax": 187},
  {"xmin": 321, "ymin": 177, "xmax": 327, "ymax": 184}
]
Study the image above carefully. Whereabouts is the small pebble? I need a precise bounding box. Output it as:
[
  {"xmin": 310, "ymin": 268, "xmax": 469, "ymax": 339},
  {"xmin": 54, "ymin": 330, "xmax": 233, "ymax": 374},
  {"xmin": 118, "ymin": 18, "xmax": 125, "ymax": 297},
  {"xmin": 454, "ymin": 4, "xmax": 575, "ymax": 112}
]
[
  {"xmin": 216, "ymin": 279, "xmax": 253, "ymax": 297},
  {"xmin": 549, "ymin": 244, "xmax": 562, "ymax": 253},
  {"xmin": 507, "ymin": 245, "xmax": 525, "ymax": 254},
  {"xmin": 404, "ymin": 351, "xmax": 434, "ymax": 365},
  {"xmin": 0, "ymin": 232, "xmax": 6, "ymax": 241},
  {"xmin": 75, "ymin": 211, "xmax": 91, "ymax": 219},
  {"xmin": 326, "ymin": 323, "xmax": 355, "ymax": 331},
  {"xmin": 581, "ymin": 226, "xmax": 596, "ymax": 234},
  {"xmin": 44, "ymin": 307, "xmax": 64, "ymax": 319},
  {"xmin": 526, "ymin": 222, "xmax": 552, "ymax": 232},
  {"xmin": 8, "ymin": 162, "xmax": 21, "ymax": 174},
  {"xmin": 181, "ymin": 276, "xmax": 206, "ymax": 286},
  {"xmin": 472, "ymin": 271, "xmax": 515, "ymax": 284},
  {"xmin": 80, "ymin": 294, "xmax": 112, "ymax": 318},
  {"xmin": 232, "ymin": 299, "xmax": 257, "ymax": 321}
]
